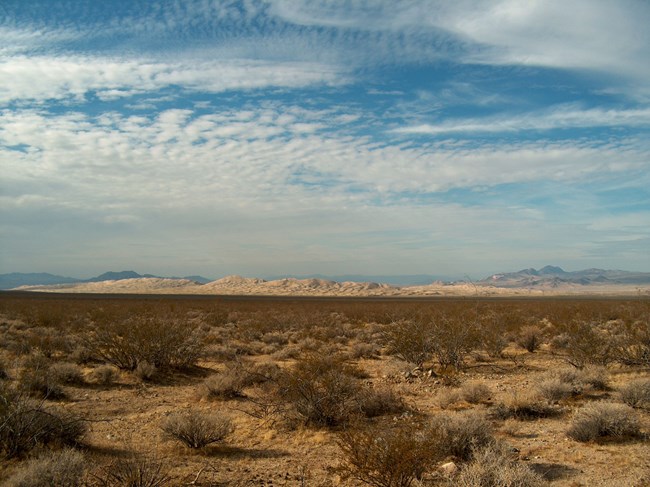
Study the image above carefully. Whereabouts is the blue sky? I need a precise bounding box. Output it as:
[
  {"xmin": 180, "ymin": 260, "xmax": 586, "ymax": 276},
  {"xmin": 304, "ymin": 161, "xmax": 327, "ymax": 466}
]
[{"xmin": 1, "ymin": 0, "xmax": 649, "ymax": 280}]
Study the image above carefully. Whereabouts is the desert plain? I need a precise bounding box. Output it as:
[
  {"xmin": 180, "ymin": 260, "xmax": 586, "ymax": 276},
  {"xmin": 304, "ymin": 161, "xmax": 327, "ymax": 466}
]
[{"xmin": 0, "ymin": 289, "xmax": 649, "ymax": 486}]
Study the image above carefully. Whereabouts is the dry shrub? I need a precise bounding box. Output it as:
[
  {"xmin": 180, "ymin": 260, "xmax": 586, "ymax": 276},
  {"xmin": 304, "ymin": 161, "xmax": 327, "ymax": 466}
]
[
  {"xmin": 337, "ymin": 423, "xmax": 435, "ymax": 487},
  {"xmin": 50, "ymin": 362, "xmax": 85, "ymax": 385},
  {"xmin": 517, "ymin": 326, "xmax": 543, "ymax": 353},
  {"xmin": 93, "ymin": 454, "xmax": 170, "ymax": 487},
  {"xmin": 358, "ymin": 386, "xmax": 406, "ymax": 418},
  {"xmin": 384, "ymin": 319, "xmax": 434, "ymax": 367},
  {"xmin": 277, "ymin": 354, "xmax": 364, "ymax": 427},
  {"xmin": 427, "ymin": 411, "xmax": 494, "ymax": 461},
  {"xmin": 493, "ymin": 392, "xmax": 562, "ymax": 420},
  {"xmin": 0, "ymin": 386, "xmax": 86, "ymax": 459},
  {"xmin": 556, "ymin": 321, "xmax": 615, "ymax": 368},
  {"xmin": 86, "ymin": 315, "xmax": 204, "ymax": 371},
  {"xmin": 536, "ymin": 378, "xmax": 575, "ymax": 402},
  {"xmin": 90, "ymin": 365, "xmax": 119, "ymax": 385},
  {"xmin": 351, "ymin": 342, "xmax": 381, "ymax": 359},
  {"xmin": 0, "ymin": 358, "xmax": 8, "ymax": 380},
  {"xmin": 161, "ymin": 410, "xmax": 233, "ymax": 449},
  {"xmin": 430, "ymin": 315, "xmax": 478, "ymax": 371},
  {"xmin": 619, "ymin": 378, "xmax": 650, "ymax": 409},
  {"xmin": 18, "ymin": 354, "xmax": 65, "ymax": 399},
  {"xmin": 5, "ymin": 448, "xmax": 86, "ymax": 487},
  {"xmin": 275, "ymin": 353, "xmax": 400, "ymax": 427},
  {"xmin": 567, "ymin": 402, "xmax": 641, "ymax": 442},
  {"xmin": 455, "ymin": 442, "xmax": 547, "ymax": 487}
]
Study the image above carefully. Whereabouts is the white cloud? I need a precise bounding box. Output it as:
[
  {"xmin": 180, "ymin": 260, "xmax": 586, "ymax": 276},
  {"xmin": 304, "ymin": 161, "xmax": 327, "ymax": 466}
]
[
  {"xmin": 0, "ymin": 55, "xmax": 347, "ymax": 103},
  {"xmin": 392, "ymin": 105, "xmax": 650, "ymax": 135}
]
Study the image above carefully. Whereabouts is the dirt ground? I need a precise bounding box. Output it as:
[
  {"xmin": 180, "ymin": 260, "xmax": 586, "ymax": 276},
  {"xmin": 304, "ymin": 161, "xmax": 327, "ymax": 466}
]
[{"xmin": 0, "ymin": 295, "xmax": 649, "ymax": 486}]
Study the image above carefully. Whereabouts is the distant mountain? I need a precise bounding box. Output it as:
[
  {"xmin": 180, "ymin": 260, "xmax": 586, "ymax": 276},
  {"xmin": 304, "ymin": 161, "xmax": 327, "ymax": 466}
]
[
  {"xmin": 181, "ymin": 275, "xmax": 213, "ymax": 284},
  {"xmin": 483, "ymin": 266, "xmax": 650, "ymax": 287},
  {"xmin": 1, "ymin": 271, "xmax": 213, "ymax": 289},
  {"xmin": 84, "ymin": 270, "xmax": 150, "ymax": 282},
  {"xmin": 0, "ymin": 272, "xmax": 80, "ymax": 290}
]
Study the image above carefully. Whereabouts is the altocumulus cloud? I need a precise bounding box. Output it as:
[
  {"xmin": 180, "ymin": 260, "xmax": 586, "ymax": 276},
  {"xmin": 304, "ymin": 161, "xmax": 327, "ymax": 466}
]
[{"xmin": 1, "ymin": 0, "xmax": 649, "ymax": 277}]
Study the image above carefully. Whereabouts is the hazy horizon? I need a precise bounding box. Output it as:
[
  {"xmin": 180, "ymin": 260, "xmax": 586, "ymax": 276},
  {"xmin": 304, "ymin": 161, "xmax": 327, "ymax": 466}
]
[{"xmin": 2, "ymin": 1, "xmax": 649, "ymax": 279}]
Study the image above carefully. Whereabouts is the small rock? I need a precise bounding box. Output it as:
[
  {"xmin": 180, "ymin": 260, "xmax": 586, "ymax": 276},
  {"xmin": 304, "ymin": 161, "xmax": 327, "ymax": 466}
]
[{"xmin": 439, "ymin": 462, "xmax": 458, "ymax": 475}]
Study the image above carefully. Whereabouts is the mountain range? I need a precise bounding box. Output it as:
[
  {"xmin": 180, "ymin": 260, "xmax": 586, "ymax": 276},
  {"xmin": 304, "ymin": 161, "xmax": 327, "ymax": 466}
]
[
  {"xmin": 0, "ymin": 271, "xmax": 212, "ymax": 290},
  {"xmin": 2, "ymin": 266, "xmax": 650, "ymax": 292}
]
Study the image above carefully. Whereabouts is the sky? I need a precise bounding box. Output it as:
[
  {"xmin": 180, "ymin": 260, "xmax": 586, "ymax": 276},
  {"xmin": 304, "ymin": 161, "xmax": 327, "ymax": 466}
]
[{"xmin": 1, "ymin": 0, "xmax": 649, "ymax": 280}]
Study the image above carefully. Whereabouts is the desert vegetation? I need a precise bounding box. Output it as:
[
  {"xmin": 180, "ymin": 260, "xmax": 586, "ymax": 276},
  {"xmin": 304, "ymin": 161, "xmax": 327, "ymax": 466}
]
[{"xmin": 0, "ymin": 292, "xmax": 648, "ymax": 485}]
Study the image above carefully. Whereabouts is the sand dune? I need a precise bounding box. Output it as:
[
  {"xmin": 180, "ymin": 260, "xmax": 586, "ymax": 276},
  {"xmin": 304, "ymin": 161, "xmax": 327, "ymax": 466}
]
[{"xmin": 13, "ymin": 275, "xmax": 650, "ymax": 297}]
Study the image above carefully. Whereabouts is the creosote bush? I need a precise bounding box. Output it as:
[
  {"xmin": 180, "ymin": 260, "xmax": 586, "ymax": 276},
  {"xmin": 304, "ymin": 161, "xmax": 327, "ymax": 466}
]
[
  {"xmin": 337, "ymin": 423, "xmax": 435, "ymax": 487},
  {"xmin": 86, "ymin": 315, "xmax": 204, "ymax": 372},
  {"xmin": 18, "ymin": 354, "xmax": 65, "ymax": 399},
  {"xmin": 567, "ymin": 402, "xmax": 641, "ymax": 442},
  {"xmin": 276, "ymin": 353, "xmax": 404, "ymax": 427},
  {"xmin": 0, "ymin": 386, "xmax": 86, "ymax": 459},
  {"xmin": 5, "ymin": 448, "xmax": 86, "ymax": 487},
  {"xmin": 384, "ymin": 319, "xmax": 434, "ymax": 367},
  {"xmin": 161, "ymin": 410, "xmax": 233, "ymax": 449}
]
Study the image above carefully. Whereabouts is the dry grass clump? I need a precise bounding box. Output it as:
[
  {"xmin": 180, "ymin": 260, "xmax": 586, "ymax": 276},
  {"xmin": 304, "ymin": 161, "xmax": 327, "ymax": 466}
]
[
  {"xmin": 134, "ymin": 360, "xmax": 157, "ymax": 381},
  {"xmin": 5, "ymin": 448, "xmax": 86, "ymax": 487},
  {"xmin": 92, "ymin": 454, "xmax": 171, "ymax": 487},
  {"xmin": 200, "ymin": 360, "xmax": 277, "ymax": 400},
  {"xmin": 493, "ymin": 392, "xmax": 562, "ymax": 420},
  {"xmin": 455, "ymin": 442, "xmax": 547, "ymax": 487},
  {"xmin": 619, "ymin": 378, "xmax": 650, "ymax": 409},
  {"xmin": 427, "ymin": 411, "xmax": 494, "ymax": 461},
  {"xmin": 337, "ymin": 423, "xmax": 435, "ymax": 487},
  {"xmin": 0, "ymin": 386, "xmax": 86, "ymax": 459},
  {"xmin": 50, "ymin": 362, "xmax": 85, "ymax": 385},
  {"xmin": 90, "ymin": 364, "xmax": 119, "ymax": 385},
  {"xmin": 438, "ymin": 382, "xmax": 491, "ymax": 409},
  {"xmin": 567, "ymin": 401, "xmax": 641, "ymax": 442},
  {"xmin": 161, "ymin": 410, "xmax": 233, "ymax": 449}
]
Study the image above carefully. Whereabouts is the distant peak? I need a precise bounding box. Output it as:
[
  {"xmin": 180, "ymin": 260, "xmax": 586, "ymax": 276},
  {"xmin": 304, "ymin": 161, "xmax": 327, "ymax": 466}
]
[{"xmin": 539, "ymin": 265, "xmax": 566, "ymax": 275}]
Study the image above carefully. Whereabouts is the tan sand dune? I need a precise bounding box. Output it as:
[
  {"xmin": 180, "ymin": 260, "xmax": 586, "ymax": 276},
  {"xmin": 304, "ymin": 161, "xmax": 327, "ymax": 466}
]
[{"xmin": 13, "ymin": 275, "xmax": 650, "ymax": 296}]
